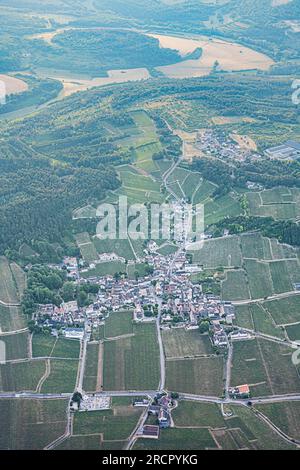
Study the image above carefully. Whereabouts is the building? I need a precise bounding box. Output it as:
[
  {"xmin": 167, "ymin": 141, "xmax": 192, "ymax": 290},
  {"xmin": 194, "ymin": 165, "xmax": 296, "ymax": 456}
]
[
  {"xmin": 265, "ymin": 141, "xmax": 300, "ymax": 161},
  {"xmin": 142, "ymin": 425, "xmax": 160, "ymax": 439},
  {"xmin": 158, "ymin": 408, "xmax": 171, "ymax": 429},
  {"xmin": 229, "ymin": 384, "xmax": 250, "ymax": 399},
  {"xmin": 64, "ymin": 327, "xmax": 84, "ymax": 340}
]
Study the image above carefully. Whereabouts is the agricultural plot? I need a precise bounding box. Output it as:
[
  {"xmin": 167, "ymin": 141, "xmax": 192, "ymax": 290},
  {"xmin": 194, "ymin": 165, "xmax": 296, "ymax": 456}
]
[
  {"xmin": 222, "ymin": 269, "xmax": 250, "ymax": 301},
  {"xmin": 73, "ymin": 205, "xmax": 97, "ymax": 219},
  {"xmin": 103, "ymin": 323, "xmax": 159, "ymax": 391},
  {"xmin": 83, "ymin": 342, "xmax": 102, "ymax": 393},
  {"xmin": 40, "ymin": 360, "xmax": 79, "ymax": 393},
  {"xmin": 73, "ymin": 401, "xmax": 143, "ymax": 442},
  {"xmin": 0, "ymin": 331, "xmax": 29, "ymax": 361},
  {"xmin": 285, "ymin": 323, "xmax": 300, "ymax": 341},
  {"xmin": 189, "ymin": 236, "xmax": 242, "ymax": 268},
  {"xmin": 247, "ymin": 187, "xmax": 300, "ymax": 220},
  {"xmin": 256, "ymin": 401, "xmax": 300, "ymax": 442},
  {"xmin": 162, "ymin": 329, "xmax": 214, "ymax": 358},
  {"xmin": 0, "ymin": 399, "xmax": 68, "ymax": 450},
  {"xmin": 0, "ymin": 257, "xmax": 23, "ymax": 305},
  {"xmin": 244, "ymin": 259, "xmax": 273, "ymax": 300},
  {"xmin": 51, "ymin": 338, "xmax": 80, "ymax": 359},
  {"xmin": 226, "ymin": 406, "xmax": 295, "ymax": 450},
  {"xmin": 204, "ymin": 194, "xmax": 241, "ymax": 226},
  {"xmin": 166, "ymin": 356, "xmax": 224, "ymax": 396},
  {"xmin": 134, "ymin": 428, "xmax": 218, "ymax": 450},
  {"xmin": 231, "ymin": 338, "xmax": 300, "ymax": 396},
  {"xmin": 193, "ymin": 179, "xmax": 216, "ymax": 204},
  {"xmin": 0, "ymin": 305, "xmax": 26, "ymax": 334},
  {"xmin": 94, "ymin": 237, "xmax": 135, "ymax": 261},
  {"xmin": 241, "ymin": 233, "xmax": 272, "ymax": 260},
  {"xmin": 234, "ymin": 304, "xmax": 284, "ymax": 339},
  {"xmin": 81, "ymin": 261, "xmax": 126, "ymax": 278},
  {"xmin": 263, "ymin": 295, "xmax": 300, "ymax": 325},
  {"xmin": 32, "ymin": 334, "xmax": 56, "ymax": 358},
  {"xmin": 75, "ymin": 232, "xmax": 98, "ymax": 264},
  {"xmin": 32, "ymin": 335, "xmax": 80, "ymax": 359},
  {"xmin": 104, "ymin": 311, "xmax": 133, "ymax": 339},
  {"xmin": 0, "ymin": 360, "xmax": 46, "ymax": 392},
  {"xmin": 269, "ymin": 260, "xmax": 294, "ymax": 294},
  {"xmin": 173, "ymin": 401, "xmax": 226, "ymax": 428}
]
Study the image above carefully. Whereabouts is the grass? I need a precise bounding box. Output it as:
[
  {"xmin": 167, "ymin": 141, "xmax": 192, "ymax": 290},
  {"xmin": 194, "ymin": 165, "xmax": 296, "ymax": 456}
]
[
  {"xmin": 166, "ymin": 356, "xmax": 224, "ymax": 396},
  {"xmin": 0, "ymin": 331, "xmax": 29, "ymax": 360},
  {"xmin": 32, "ymin": 335, "xmax": 80, "ymax": 359},
  {"xmin": 285, "ymin": 323, "xmax": 300, "ymax": 341},
  {"xmin": 104, "ymin": 311, "xmax": 133, "ymax": 338},
  {"xmin": 41, "ymin": 360, "xmax": 79, "ymax": 393},
  {"xmin": 103, "ymin": 323, "xmax": 159, "ymax": 391},
  {"xmin": 162, "ymin": 330, "xmax": 213, "ymax": 358},
  {"xmin": 0, "ymin": 360, "xmax": 46, "ymax": 392},
  {"xmin": 0, "ymin": 398, "xmax": 68, "ymax": 450}
]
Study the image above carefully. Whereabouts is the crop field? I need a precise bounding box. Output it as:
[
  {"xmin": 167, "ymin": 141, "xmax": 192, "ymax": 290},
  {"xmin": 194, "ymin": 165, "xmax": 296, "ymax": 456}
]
[
  {"xmin": 0, "ymin": 398, "xmax": 68, "ymax": 450},
  {"xmin": 241, "ymin": 233, "xmax": 272, "ymax": 260},
  {"xmin": 189, "ymin": 236, "xmax": 242, "ymax": 268},
  {"xmin": 104, "ymin": 311, "xmax": 134, "ymax": 338},
  {"xmin": 166, "ymin": 356, "xmax": 224, "ymax": 396},
  {"xmin": 247, "ymin": 187, "xmax": 300, "ymax": 220},
  {"xmin": 256, "ymin": 401, "xmax": 300, "ymax": 442},
  {"xmin": 0, "ymin": 360, "xmax": 46, "ymax": 392},
  {"xmin": 0, "ymin": 305, "xmax": 26, "ymax": 334},
  {"xmin": 0, "ymin": 257, "xmax": 22, "ymax": 305},
  {"xmin": 94, "ymin": 237, "xmax": 135, "ymax": 261},
  {"xmin": 162, "ymin": 329, "xmax": 214, "ymax": 358},
  {"xmin": 244, "ymin": 259, "xmax": 273, "ymax": 300},
  {"xmin": 231, "ymin": 339, "xmax": 300, "ymax": 396},
  {"xmin": 234, "ymin": 304, "xmax": 284, "ymax": 339},
  {"xmin": 204, "ymin": 194, "xmax": 241, "ymax": 226},
  {"xmin": 0, "ymin": 331, "xmax": 29, "ymax": 361},
  {"xmin": 73, "ymin": 403, "xmax": 143, "ymax": 441},
  {"xmin": 83, "ymin": 342, "xmax": 102, "ymax": 392},
  {"xmin": 103, "ymin": 323, "xmax": 159, "ymax": 391},
  {"xmin": 32, "ymin": 334, "xmax": 56, "ymax": 357},
  {"xmin": 81, "ymin": 261, "xmax": 126, "ymax": 278},
  {"xmin": 75, "ymin": 232, "xmax": 98, "ymax": 264},
  {"xmin": 263, "ymin": 295, "xmax": 300, "ymax": 325},
  {"xmin": 285, "ymin": 323, "xmax": 300, "ymax": 341},
  {"xmin": 51, "ymin": 338, "xmax": 80, "ymax": 359},
  {"xmin": 127, "ymin": 262, "xmax": 149, "ymax": 279},
  {"xmin": 173, "ymin": 401, "xmax": 226, "ymax": 428},
  {"xmin": 40, "ymin": 359, "xmax": 79, "ymax": 393},
  {"xmin": 134, "ymin": 427, "xmax": 218, "ymax": 450},
  {"xmin": 222, "ymin": 269, "xmax": 250, "ymax": 301}
]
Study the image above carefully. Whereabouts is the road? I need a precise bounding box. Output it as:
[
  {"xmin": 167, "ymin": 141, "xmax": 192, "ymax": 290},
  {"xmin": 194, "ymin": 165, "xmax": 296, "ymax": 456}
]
[
  {"xmin": 233, "ymin": 290, "xmax": 300, "ymax": 306},
  {"xmin": 155, "ymin": 298, "xmax": 166, "ymax": 392}
]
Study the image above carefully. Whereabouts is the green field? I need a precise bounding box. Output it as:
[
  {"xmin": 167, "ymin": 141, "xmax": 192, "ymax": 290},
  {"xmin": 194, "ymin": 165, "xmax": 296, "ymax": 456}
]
[
  {"xmin": 244, "ymin": 259, "xmax": 273, "ymax": 300},
  {"xmin": 0, "ymin": 398, "xmax": 68, "ymax": 450},
  {"xmin": 189, "ymin": 236, "xmax": 242, "ymax": 268},
  {"xmin": 81, "ymin": 261, "xmax": 126, "ymax": 278},
  {"xmin": 104, "ymin": 311, "xmax": 133, "ymax": 338},
  {"xmin": 0, "ymin": 305, "xmax": 26, "ymax": 333},
  {"xmin": 83, "ymin": 342, "xmax": 101, "ymax": 393},
  {"xmin": 256, "ymin": 401, "xmax": 300, "ymax": 442},
  {"xmin": 166, "ymin": 356, "xmax": 224, "ymax": 396},
  {"xmin": 0, "ymin": 257, "xmax": 24, "ymax": 306},
  {"xmin": 162, "ymin": 329, "xmax": 213, "ymax": 358},
  {"xmin": 134, "ymin": 427, "xmax": 218, "ymax": 450},
  {"xmin": 32, "ymin": 335, "xmax": 80, "ymax": 359},
  {"xmin": 40, "ymin": 360, "xmax": 79, "ymax": 393},
  {"xmin": 263, "ymin": 295, "xmax": 300, "ymax": 325},
  {"xmin": 0, "ymin": 360, "xmax": 46, "ymax": 392},
  {"xmin": 231, "ymin": 339, "xmax": 300, "ymax": 397},
  {"xmin": 103, "ymin": 323, "xmax": 159, "ymax": 391},
  {"xmin": 0, "ymin": 331, "xmax": 29, "ymax": 361},
  {"xmin": 234, "ymin": 304, "xmax": 284, "ymax": 339},
  {"xmin": 222, "ymin": 269, "xmax": 250, "ymax": 301},
  {"xmin": 173, "ymin": 401, "xmax": 226, "ymax": 428}
]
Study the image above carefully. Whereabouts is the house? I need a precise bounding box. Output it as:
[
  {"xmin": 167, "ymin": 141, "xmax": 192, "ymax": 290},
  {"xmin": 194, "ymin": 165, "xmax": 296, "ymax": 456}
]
[
  {"xmin": 64, "ymin": 327, "xmax": 84, "ymax": 340},
  {"xmin": 158, "ymin": 408, "xmax": 171, "ymax": 429},
  {"xmin": 229, "ymin": 384, "xmax": 250, "ymax": 399}
]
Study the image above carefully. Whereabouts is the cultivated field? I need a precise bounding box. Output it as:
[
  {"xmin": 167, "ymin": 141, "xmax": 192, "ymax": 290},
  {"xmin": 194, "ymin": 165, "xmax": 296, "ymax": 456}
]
[
  {"xmin": 0, "ymin": 331, "xmax": 29, "ymax": 361},
  {"xmin": 0, "ymin": 360, "xmax": 46, "ymax": 392},
  {"xmin": 166, "ymin": 356, "xmax": 224, "ymax": 396},
  {"xmin": 162, "ymin": 329, "xmax": 214, "ymax": 358}
]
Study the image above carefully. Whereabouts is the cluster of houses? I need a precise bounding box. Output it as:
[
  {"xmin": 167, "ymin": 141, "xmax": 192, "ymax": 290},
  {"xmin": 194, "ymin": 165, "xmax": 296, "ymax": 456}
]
[
  {"xmin": 195, "ymin": 129, "xmax": 260, "ymax": 162},
  {"xmin": 141, "ymin": 393, "xmax": 174, "ymax": 439}
]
